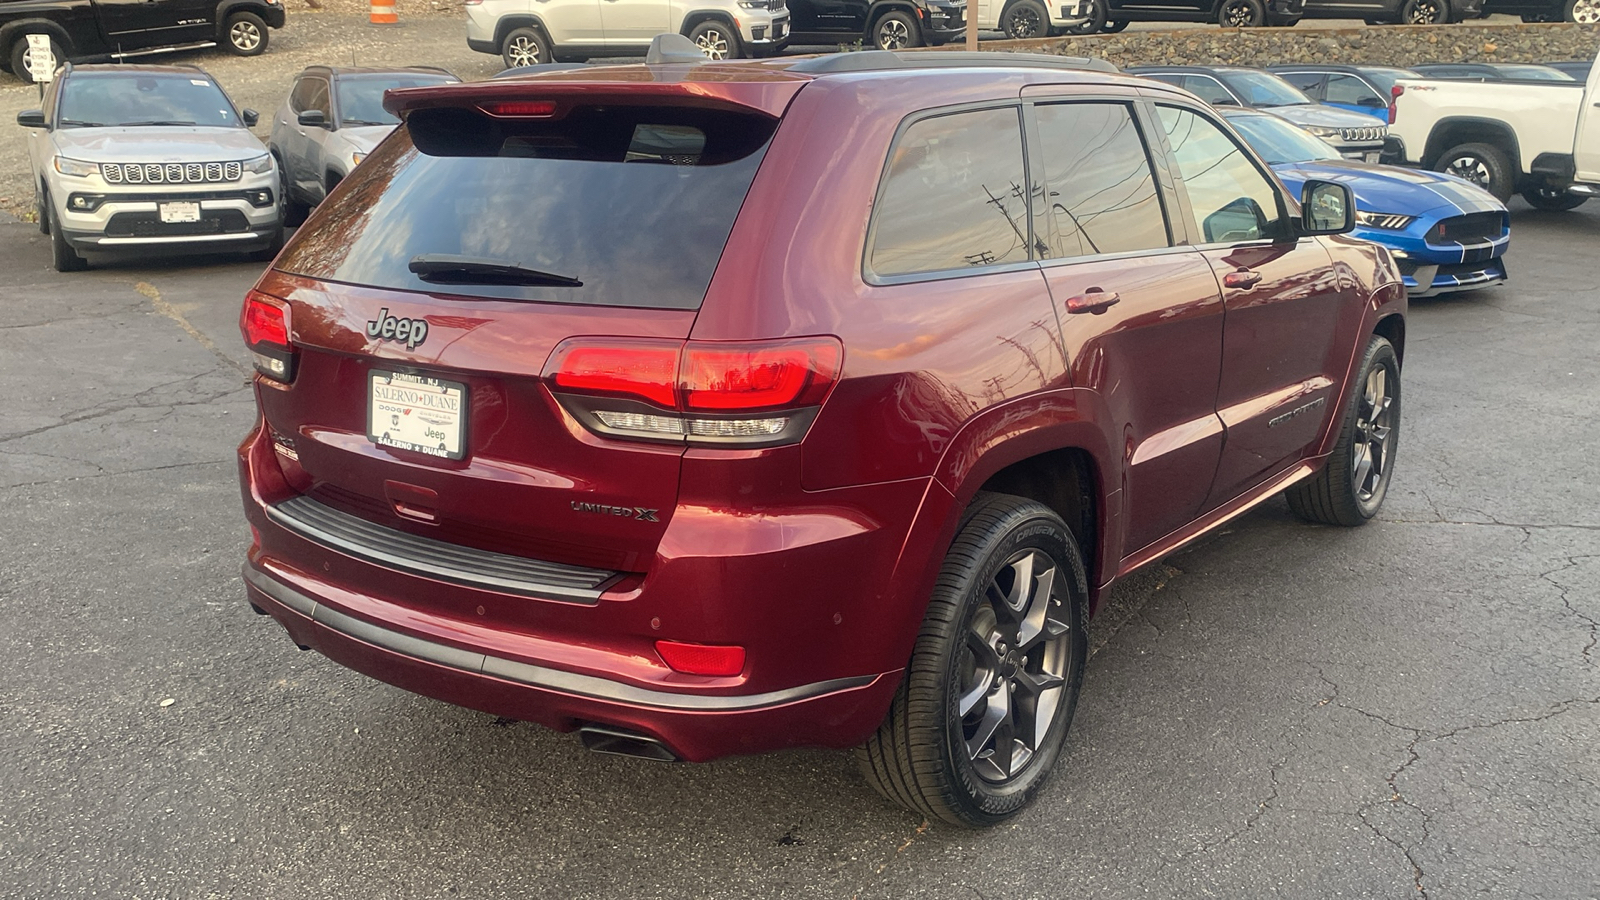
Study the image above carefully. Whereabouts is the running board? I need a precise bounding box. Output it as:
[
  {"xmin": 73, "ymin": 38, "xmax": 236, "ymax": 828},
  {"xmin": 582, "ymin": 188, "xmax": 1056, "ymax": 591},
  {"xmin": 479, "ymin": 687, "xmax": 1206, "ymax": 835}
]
[{"xmin": 111, "ymin": 42, "xmax": 217, "ymax": 60}]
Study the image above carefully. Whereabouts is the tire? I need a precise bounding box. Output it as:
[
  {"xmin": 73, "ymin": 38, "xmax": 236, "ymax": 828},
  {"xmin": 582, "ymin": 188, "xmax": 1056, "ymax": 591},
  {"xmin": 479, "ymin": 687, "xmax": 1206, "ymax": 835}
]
[
  {"xmin": 1218, "ymin": 0, "xmax": 1266, "ymax": 26},
  {"xmin": 1521, "ymin": 186, "xmax": 1588, "ymax": 211},
  {"xmin": 1065, "ymin": 0, "xmax": 1108, "ymax": 34},
  {"xmin": 1565, "ymin": 0, "xmax": 1600, "ymax": 22},
  {"xmin": 1286, "ymin": 336, "xmax": 1400, "ymax": 527},
  {"xmin": 856, "ymin": 492, "xmax": 1089, "ymax": 827},
  {"xmin": 9, "ymin": 33, "xmax": 66, "ymax": 85},
  {"xmin": 688, "ymin": 20, "xmax": 743, "ymax": 59},
  {"xmin": 872, "ymin": 10, "xmax": 923, "ymax": 50},
  {"xmin": 1434, "ymin": 142, "xmax": 1513, "ymax": 202},
  {"xmin": 275, "ymin": 155, "xmax": 308, "ymax": 227},
  {"xmin": 501, "ymin": 27, "xmax": 551, "ymax": 69},
  {"xmin": 48, "ymin": 198, "xmax": 88, "ymax": 273},
  {"xmin": 1100, "ymin": 17, "xmax": 1130, "ymax": 31},
  {"xmin": 223, "ymin": 11, "xmax": 269, "ymax": 56},
  {"xmin": 37, "ymin": 192, "xmax": 49, "ymax": 236},
  {"xmin": 1001, "ymin": 0, "xmax": 1051, "ymax": 38},
  {"xmin": 1399, "ymin": 0, "xmax": 1449, "ymax": 23}
]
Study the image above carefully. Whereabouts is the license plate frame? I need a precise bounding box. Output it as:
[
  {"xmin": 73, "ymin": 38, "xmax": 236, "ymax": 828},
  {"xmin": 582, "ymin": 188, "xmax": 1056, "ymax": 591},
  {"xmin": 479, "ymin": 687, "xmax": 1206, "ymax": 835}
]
[
  {"xmin": 158, "ymin": 201, "xmax": 201, "ymax": 224},
  {"xmin": 367, "ymin": 370, "xmax": 469, "ymax": 461}
]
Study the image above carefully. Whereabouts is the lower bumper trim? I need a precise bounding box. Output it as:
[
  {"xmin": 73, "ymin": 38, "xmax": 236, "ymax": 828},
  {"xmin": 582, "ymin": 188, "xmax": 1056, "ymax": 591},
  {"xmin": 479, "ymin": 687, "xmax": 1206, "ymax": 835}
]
[{"xmin": 243, "ymin": 565, "xmax": 877, "ymax": 712}]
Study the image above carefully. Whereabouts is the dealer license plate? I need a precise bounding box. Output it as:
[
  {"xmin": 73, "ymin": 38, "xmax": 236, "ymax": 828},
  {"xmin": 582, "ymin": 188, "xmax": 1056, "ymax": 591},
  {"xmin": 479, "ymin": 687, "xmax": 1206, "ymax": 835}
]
[
  {"xmin": 368, "ymin": 370, "xmax": 467, "ymax": 460},
  {"xmin": 158, "ymin": 201, "xmax": 201, "ymax": 224},
  {"xmin": 1364, "ymin": 151, "xmax": 1382, "ymax": 163}
]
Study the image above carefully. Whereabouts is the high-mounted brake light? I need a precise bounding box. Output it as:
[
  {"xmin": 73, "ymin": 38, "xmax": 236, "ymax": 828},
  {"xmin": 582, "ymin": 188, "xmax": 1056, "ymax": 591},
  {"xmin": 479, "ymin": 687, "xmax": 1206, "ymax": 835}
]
[
  {"xmin": 1389, "ymin": 84, "xmax": 1403, "ymax": 126},
  {"xmin": 241, "ymin": 291, "xmax": 296, "ymax": 382},
  {"xmin": 543, "ymin": 337, "xmax": 843, "ymax": 446},
  {"xmin": 655, "ymin": 641, "xmax": 745, "ymax": 677},
  {"xmin": 479, "ymin": 100, "xmax": 557, "ymax": 118}
]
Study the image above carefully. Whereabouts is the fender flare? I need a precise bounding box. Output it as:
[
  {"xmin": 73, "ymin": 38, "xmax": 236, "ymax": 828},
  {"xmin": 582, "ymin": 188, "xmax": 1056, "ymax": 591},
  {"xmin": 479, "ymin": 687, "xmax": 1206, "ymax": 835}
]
[
  {"xmin": 492, "ymin": 14, "xmax": 551, "ymax": 49},
  {"xmin": 1422, "ymin": 115, "xmax": 1522, "ymax": 173},
  {"xmin": 215, "ymin": 0, "xmax": 280, "ymax": 36}
]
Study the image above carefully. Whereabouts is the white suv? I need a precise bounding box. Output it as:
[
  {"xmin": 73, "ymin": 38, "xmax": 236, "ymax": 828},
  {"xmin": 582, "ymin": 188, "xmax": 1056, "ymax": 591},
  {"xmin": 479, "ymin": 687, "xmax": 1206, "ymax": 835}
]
[
  {"xmin": 971, "ymin": 0, "xmax": 1091, "ymax": 39},
  {"xmin": 466, "ymin": 0, "xmax": 790, "ymax": 65}
]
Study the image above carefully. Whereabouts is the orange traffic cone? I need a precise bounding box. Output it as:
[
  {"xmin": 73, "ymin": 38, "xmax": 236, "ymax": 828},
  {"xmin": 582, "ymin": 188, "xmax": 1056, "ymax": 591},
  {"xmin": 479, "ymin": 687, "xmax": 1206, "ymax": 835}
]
[{"xmin": 370, "ymin": 0, "xmax": 397, "ymax": 24}]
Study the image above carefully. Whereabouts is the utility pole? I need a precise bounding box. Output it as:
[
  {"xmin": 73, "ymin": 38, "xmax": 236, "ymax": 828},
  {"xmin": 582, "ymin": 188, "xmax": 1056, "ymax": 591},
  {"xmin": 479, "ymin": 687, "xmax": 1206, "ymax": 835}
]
[{"xmin": 966, "ymin": 1, "xmax": 979, "ymax": 51}]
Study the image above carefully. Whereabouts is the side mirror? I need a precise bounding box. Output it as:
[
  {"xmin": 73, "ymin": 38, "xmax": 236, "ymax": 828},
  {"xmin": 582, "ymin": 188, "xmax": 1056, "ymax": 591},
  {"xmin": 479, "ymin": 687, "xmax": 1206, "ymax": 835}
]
[
  {"xmin": 17, "ymin": 109, "xmax": 46, "ymax": 129},
  {"xmin": 1300, "ymin": 181, "xmax": 1355, "ymax": 235},
  {"xmin": 296, "ymin": 109, "xmax": 325, "ymax": 128},
  {"xmin": 1202, "ymin": 196, "xmax": 1270, "ymax": 243},
  {"xmin": 241, "ymin": 108, "xmax": 259, "ymax": 127}
]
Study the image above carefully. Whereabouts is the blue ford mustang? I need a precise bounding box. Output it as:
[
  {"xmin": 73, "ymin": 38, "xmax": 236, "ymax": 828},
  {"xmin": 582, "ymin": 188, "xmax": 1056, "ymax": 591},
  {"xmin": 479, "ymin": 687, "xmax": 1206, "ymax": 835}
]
[{"xmin": 1222, "ymin": 107, "xmax": 1509, "ymax": 298}]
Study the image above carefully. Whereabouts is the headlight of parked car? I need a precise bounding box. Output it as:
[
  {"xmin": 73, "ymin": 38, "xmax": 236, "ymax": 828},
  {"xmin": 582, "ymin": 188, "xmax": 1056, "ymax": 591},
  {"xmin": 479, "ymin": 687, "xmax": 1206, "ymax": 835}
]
[
  {"xmin": 243, "ymin": 154, "xmax": 274, "ymax": 174},
  {"xmin": 1354, "ymin": 211, "xmax": 1416, "ymax": 230},
  {"xmin": 1301, "ymin": 125, "xmax": 1341, "ymax": 139},
  {"xmin": 53, "ymin": 157, "xmax": 101, "ymax": 178}
]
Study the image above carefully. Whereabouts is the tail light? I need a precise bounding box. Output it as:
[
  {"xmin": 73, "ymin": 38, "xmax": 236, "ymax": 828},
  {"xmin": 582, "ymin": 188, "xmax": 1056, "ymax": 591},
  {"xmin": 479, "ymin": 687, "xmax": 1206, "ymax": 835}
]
[
  {"xmin": 1389, "ymin": 84, "xmax": 1403, "ymax": 125},
  {"xmin": 655, "ymin": 640, "xmax": 745, "ymax": 677},
  {"xmin": 545, "ymin": 337, "xmax": 842, "ymax": 447},
  {"xmin": 241, "ymin": 290, "xmax": 296, "ymax": 382}
]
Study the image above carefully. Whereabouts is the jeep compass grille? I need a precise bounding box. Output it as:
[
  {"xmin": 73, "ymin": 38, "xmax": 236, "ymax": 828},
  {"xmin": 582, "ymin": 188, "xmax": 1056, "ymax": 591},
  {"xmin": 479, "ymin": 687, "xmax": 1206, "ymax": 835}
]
[{"xmin": 101, "ymin": 161, "xmax": 243, "ymax": 185}]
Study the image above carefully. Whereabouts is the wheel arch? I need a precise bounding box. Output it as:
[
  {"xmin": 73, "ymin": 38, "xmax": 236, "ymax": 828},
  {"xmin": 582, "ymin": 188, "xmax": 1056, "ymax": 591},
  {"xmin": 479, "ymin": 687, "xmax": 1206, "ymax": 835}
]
[
  {"xmin": 865, "ymin": 1, "xmax": 923, "ymax": 37},
  {"xmin": 1, "ymin": 20, "xmax": 77, "ymax": 61},
  {"xmin": 1423, "ymin": 116, "xmax": 1521, "ymax": 173},
  {"xmin": 1373, "ymin": 311, "xmax": 1406, "ymax": 366},
  {"xmin": 493, "ymin": 15, "xmax": 552, "ymax": 48},
  {"xmin": 215, "ymin": 0, "xmax": 276, "ymax": 28},
  {"xmin": 680, "ymin": 10, "xmax": 740, "ymax": 35}
]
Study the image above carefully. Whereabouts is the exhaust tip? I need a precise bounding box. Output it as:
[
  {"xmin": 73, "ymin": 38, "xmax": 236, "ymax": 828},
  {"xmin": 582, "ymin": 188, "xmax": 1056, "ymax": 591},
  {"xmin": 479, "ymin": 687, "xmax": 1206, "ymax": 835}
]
[{"xmin": 578, "ymin": 724, "xmax": 680, "ymax": 762}]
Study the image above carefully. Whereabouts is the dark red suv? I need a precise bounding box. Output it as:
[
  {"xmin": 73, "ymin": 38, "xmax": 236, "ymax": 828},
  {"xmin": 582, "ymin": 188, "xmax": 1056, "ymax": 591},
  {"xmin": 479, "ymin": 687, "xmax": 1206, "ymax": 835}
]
[{"xmin": 237, "ymin": 46, "xmax": 1406, "ymax": 826}]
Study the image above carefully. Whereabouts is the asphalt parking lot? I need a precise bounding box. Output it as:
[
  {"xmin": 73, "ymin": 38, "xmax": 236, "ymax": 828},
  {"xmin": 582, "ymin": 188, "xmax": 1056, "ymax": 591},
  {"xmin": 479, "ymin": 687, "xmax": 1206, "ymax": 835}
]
[{"xmin": 2, "ymin": 176, "xmax": 1598, "ymax": 897}]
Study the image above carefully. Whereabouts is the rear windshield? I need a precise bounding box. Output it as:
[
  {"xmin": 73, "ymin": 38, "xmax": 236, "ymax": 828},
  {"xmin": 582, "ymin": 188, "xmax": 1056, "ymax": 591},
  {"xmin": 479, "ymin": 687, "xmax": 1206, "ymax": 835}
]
[
  {"xmin": 274, "ymin": 104, "xmax": 776, "ymax": 309},
  {"xmin": 58, "ymin": 71, "xmax": 239, "ymax": 128},
  {"xmin": 337, "ymin": 73, "xmax": 457, "ymax": 126}
]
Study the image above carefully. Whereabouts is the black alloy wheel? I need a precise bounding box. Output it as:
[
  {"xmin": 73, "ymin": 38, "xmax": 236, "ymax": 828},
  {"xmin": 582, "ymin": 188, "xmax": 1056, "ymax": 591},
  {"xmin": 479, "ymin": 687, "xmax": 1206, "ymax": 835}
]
[
  {"xmin": 1399, "ymin": 0, "xmax": 1449, "ymax": 23},
  {"xmin": 1218, "ymin": 0, "xmax": 1266, "ymax": 26},
  {"xmin": 1287, "ymin": 335, "xmax": 1400, "ymax": 526},
  {"xmin": 857, "ymin": 492, "xmax": 1088, "ymax": 827},
  {"xmin": 1522, "ymin": 186, "xmax": 1588, "ymax": 211},
  {"xmin": 1066, "ymin": 0, "xmax": 1108, "ymax": 34},
  {"xmin": 1002, "ymin": 0, "xmax": 1051, "ymax": 39}
]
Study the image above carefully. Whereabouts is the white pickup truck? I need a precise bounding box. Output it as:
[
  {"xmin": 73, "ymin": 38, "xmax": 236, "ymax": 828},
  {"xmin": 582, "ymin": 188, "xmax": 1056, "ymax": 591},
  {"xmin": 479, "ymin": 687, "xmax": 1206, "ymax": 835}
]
[{"xmin": 1390, "ymin": 49, "xmax": 1600, "ymax": 210}]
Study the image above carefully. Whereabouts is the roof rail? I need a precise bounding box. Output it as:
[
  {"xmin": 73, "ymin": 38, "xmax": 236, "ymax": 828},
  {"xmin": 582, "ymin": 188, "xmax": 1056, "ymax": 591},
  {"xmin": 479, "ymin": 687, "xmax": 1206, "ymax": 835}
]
[{"xmin": 787, "ymin": 50, "xmax": 1117, "ymax": 76}]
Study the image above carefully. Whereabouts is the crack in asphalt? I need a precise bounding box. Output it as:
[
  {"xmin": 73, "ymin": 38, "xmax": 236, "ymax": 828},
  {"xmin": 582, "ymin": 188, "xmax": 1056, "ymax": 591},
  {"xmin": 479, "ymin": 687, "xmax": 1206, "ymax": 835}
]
[
  {"xmin": 0, "ymin": 459, "xmax": 228, "ymax": 493},
  {"xmin": 134, "ymin": 282, "xmax": 251, "ymax": 378},
  {"xmin": 1537, "ymin": 555, "xmax": 1600, "ymax": 665},
  {"xmin": 0, "ymin": 384, "xmax": 248, "ymax": 447}
]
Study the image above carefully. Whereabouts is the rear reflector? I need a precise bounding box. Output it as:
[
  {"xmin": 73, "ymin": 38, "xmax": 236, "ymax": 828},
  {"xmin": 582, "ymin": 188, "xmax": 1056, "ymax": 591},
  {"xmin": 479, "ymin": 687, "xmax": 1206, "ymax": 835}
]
[
  {"xmin": 240, "ymin": 291, "xmax": 296, "ymax": 382},
  {"xmin": 655, "ymin": 641, "xmax": 745, "ymax": 677},
  {"xmin": 479, "ymin": 100, "xmax": 557, "ymax": 117}
]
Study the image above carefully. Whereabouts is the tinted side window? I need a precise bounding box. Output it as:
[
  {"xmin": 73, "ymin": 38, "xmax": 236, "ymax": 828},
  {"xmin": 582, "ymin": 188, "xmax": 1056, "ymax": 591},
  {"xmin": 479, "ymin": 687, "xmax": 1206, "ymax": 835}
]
[
  {"xmin": 1181, "ymin": 75, "xmax": 1236, "ymax": 106},
  {"xmin": 1033, "ymin": 102, "xmax": 1169, "ymax": 259},
  {"xmin": 870, "ymin": 107, "xmax": 1029, "ymax": 277},
  {"xmin": 1157, "ymin": 106, "xmax": 1285, "ymax": 244},
  {"xmin": 289, "ymin": 76, "xmax": 321, "ymax": 113},
  {"xmin": 1325, "ymin": 74, "xmax": 1382, "ymax": 106},
  {"xmin": 1278, "ymin": 72, "xmax": 1326, "ymax": 98}
]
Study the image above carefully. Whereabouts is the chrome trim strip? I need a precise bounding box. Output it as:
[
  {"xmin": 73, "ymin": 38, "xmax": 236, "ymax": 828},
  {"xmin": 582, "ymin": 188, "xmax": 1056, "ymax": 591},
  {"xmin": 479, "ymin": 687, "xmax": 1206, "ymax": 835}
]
[
  {"xmin": 93, "ymin": 232, "xmax": 267, "ymax": 246},
  {"xmin": 244, "ymin": 566, "xmax": 879, "ymax": 711}
]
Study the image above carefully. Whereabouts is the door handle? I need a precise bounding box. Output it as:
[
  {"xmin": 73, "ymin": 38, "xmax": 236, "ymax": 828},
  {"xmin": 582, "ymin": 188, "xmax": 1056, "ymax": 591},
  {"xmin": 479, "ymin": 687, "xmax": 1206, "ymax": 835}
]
[
  {"xmin": 1065, "ymin": 288, "xmax": 1120, "ymax": 314},
  {"xmin": 1223, "ymin": 268, "xmax": 1262, "ymax": 289}
]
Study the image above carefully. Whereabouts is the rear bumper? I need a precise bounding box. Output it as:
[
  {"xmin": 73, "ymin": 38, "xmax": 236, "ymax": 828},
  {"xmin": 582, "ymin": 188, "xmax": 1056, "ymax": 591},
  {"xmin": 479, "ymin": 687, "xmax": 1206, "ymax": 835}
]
[
  {"xmin": 467, "ymin": 37, "xmax": 498, "ymax": 54},
  {"xmin": 243, "ymin": 561, "xmax": 898, "ymax": 761}
]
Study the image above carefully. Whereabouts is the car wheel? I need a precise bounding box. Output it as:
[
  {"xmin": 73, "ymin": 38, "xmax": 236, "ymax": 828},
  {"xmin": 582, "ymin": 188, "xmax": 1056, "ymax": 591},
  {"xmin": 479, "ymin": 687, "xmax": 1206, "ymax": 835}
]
[
  {"xmin": 688, "ymin": 20, "xmax": 743, "ymax": 59},
  {"xmin": 1064, "ymin": 0, "xmax": 1108, "ymax": 33},
  {"xmin": 501, "ymin": 27, "xmax": 551, "ymax": 69},
  {"xmin": 48, "ymin": 199, "xmax": 88, "ymax": 273},
  {"xmin": 9, "ymin": 33, "xmax": 66, "ymax": 85},
  {"xmin": 1434, "ymin": 142, "xmax": 1513, "ymax": 202},
  {"xmin": 37, "ymin": 192, "xmax": 50, "ymax": 236},
  {"xmin": 1100, "ymin": 17, "xmax": 1130, "ymax": 31},
  {"xmin": 872, "ymin": 10, "xmax": 923, "ymax": 50},
  {"xmin": 276, "ymin": 156, "xmax": 308, "ymax": 227},
  {"xmin": 224, "ymin": 12, "xmax": 269, "ymax": 56},
  {"xmin": 1217, "ymin": 0, "xmax": 1266, "ymax": 26},
  {"xmin": 856, "ymin": 492, "xmax": 1088, "ymax": 827},
  {"xmin": 1001, "ymin": 0, "xmax": 1051, "ymax": 39},
  {"xmin": 1521, "ymin": 186, "xmax": 1588, "ymax": 211},
  {"xmin": 1286, "ymin": 336, "xmax": 1400, "ymax": 527},
  {"xmin": 1564, "ymin": 0, "xmax": 1600, "ymax": 22},
  {"xmin": 1400, "ymin": 0, "xmax": 1449, "ymax": 23}
]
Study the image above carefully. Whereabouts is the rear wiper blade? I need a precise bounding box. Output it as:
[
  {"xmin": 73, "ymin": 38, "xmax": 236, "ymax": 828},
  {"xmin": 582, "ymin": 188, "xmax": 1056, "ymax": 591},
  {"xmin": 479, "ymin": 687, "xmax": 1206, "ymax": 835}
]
[{"xmin": 408, "ymin": 254, "xmax": 583, "ymax": 288}]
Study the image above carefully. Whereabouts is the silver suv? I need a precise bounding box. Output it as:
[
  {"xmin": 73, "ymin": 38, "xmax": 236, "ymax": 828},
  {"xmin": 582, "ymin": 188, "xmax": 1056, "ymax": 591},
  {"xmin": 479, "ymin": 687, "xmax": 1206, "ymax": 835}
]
[
  {"xmin": 269, "ymin": 66, "xmax": 459, "ymax": 223},
  {"xmin": 18, "ymin": 64, "xmax": 282, "ymax": 272},
  {"xmin": 465, "ymin": 0, "xmax": 790, "ymax": 65}
]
